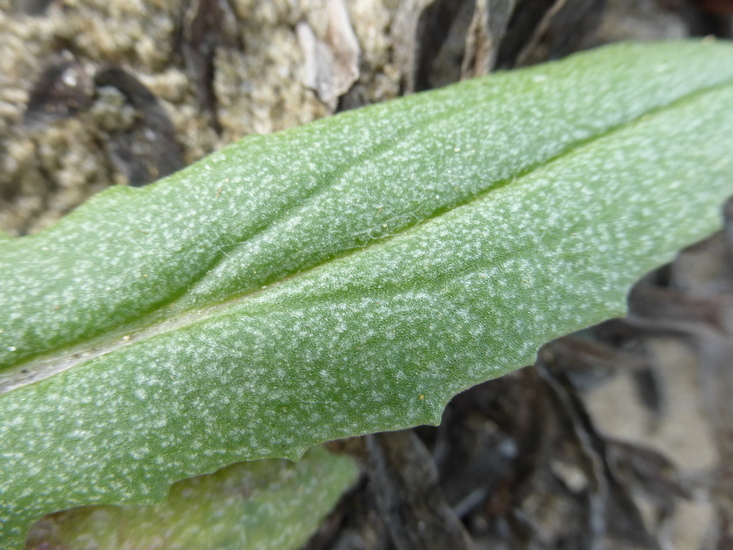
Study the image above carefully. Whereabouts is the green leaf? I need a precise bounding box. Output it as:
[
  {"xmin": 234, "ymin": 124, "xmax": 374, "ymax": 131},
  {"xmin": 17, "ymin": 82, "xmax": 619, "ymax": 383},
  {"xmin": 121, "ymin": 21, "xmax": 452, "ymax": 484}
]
[
  {"xmin": 24, "ymin": 445, "xmax": 358, "ymax": 550},
  {"xmin": 2, "ymin": 40, "xmax": 733, "ymax": 548}
]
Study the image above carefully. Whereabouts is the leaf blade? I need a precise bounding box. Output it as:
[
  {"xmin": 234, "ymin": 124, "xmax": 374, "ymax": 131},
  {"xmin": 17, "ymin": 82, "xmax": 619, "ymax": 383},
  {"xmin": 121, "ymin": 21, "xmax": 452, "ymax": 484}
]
[
  {"xmin": 2, "ymin": 40, "xmax": 733, "ymax": 548},
  {"xmin": 24, "ymin": 446, "xmax": 358, "ymax": 550}
]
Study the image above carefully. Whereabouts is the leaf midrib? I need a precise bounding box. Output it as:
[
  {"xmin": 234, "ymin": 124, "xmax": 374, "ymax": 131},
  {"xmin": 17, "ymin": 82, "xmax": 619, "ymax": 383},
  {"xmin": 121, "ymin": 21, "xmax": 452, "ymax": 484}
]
[{"xmin": 3, "ymin": 76, "xmax": 733, "ymax": 393}]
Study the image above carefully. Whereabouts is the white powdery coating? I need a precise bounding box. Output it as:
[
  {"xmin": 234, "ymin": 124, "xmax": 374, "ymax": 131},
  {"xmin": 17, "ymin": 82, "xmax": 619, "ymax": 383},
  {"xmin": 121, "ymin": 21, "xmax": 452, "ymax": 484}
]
[{"xmin": 2, "ymin": 42, "xmax": 733, "ymax": 546}]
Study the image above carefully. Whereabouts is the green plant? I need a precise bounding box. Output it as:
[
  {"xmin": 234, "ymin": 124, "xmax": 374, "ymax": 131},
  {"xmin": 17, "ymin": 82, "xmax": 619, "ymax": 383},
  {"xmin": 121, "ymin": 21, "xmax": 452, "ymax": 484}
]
[
  {"xmin": 2, "ymin": 40, "xmax": 733, "ymax": 549},
  {"xmin": 22, "ymin": 446, "xmax": 358, "ymax": 550}
]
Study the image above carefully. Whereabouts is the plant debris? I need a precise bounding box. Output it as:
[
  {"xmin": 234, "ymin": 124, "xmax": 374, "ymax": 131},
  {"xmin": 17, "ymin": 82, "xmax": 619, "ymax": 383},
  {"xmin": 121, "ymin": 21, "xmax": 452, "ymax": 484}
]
[{"xmin": 93, "ymin": 67, "xmax": 184, "ymax": 186}]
